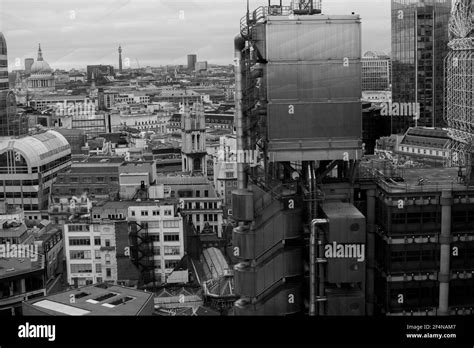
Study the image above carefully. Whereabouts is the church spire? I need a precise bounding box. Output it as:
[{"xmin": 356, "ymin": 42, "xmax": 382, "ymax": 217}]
[{"xmin": 37, "ymin": 44, "xmax": 43, "ymax": 61}]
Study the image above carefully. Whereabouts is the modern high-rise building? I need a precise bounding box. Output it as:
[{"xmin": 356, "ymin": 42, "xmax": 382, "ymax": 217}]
[
  {"xmin": 391, "ymin": 0, "xmax": 451, "ymax": 132},
  {"xmin": 362, "ymin": 51, "xmax": 391, "ymax": 91},
  {"xmin": 0, "ymin": 33, "xmax": 8, "ymax": 91},
  {"xmin": 0, "ymin": 33, "xmax": 27, "ymax": 137},
  {"xmin": 24, "ymin": 58, "xmax": 34, "ymax": 75},
  {"xmin": 233, "ymin": 0, "xmax": 365, "ymax": 316},
  {"xmin": 444, "ymin": 0, "xmax": 474, "ymax": 169},
  {"xmin": 187, "ymin": 54, "xmax": 197, "ymax": 71}
]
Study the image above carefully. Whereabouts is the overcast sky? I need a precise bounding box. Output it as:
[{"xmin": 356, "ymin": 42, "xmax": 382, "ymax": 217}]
[{"xmin": 0, "ymin": 0, "xmax": 391, "ymax": 70}]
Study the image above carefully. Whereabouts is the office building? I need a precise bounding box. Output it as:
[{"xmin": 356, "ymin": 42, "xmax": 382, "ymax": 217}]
[
  {"xmin": 362, "ymin": 51, "xmax": 391, "ymax": 91},
  {"xmin": 0, "ymin": 33, "xmax": 26, "ymax": 137},
  {"xmin": 86, "ymin": 65, "xmax": 115, "ymax": 84},
  {"xmin": 0, "ymin": 33, "xmax": 8, "ymax": 91},
  {"xmin": 187, "ymin": 54, "xmax": 197, "ymax": 71},
  {"xmin": 24, "ymin": 58, "xmax": 34, "ymax": 75},
  {"xmin": 127, "ymin": 200, "xmax": 186, "ymax": 286},
  {"xmin": 391, "ymin": 0, "xmax": 451, "ymax": 132},
  {"xmin": 444, "ymin": 0, "xmax": 474, "ymax": 168},
  {"xmin": 64, "ymin": 220, "xmax": 118, "ymax": 287},
  {"xmin": 0, "ymin": 130, "xmax": 71, "ymax": 220}
]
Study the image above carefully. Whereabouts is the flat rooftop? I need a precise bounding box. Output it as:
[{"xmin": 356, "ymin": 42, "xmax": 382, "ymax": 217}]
[
  {"xmin": 94, "ymin": 198, "xmax": 178, "ymax": 209},
  {"xmin": 25, "ymin": 283, "xmax": 154, "ymax": 316},
  {"xmin": 378, "ymin": 167, "xmax": 473, "ymax": 193},
  {"xmin": 0, "ymin": 255, "xmax": 44, "ymax": 278}
]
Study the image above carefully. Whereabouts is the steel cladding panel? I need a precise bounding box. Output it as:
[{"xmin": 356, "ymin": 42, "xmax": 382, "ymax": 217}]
[
  {"xmin": 266, "ymin": 20, "xmax": 361, "ymax": 61},
  {"xmin": 267, "ymin": 62, "xmax": 361, "ymax": 101},
  {"xmin": 268, "ymin": 102, "xmax": 361, "ymax": 140}
]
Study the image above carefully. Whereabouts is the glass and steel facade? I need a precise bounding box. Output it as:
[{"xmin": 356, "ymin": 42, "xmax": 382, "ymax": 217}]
[{"xmin": 391, "ymin": 0, "xmax": 451, "ymax": 133}]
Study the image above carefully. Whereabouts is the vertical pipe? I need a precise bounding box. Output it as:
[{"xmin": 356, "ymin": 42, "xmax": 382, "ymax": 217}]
[
  {"xmin": 234, "ymin": 36, "xmax": 246, "ymax": 190},
  {"xmin": 438, "ymin": 190, "xmax": 452, "ymax": 315},
  {"xmin": 366, "ymin": 189, "xmax": 376, "ymax": 315},
  {"xmin": 309, "ymin": 225, "xmax": 316, "ymax": 316},
  {"xmin": 310, "ymin": 218, "xmax": 328, "ymax": 316}
]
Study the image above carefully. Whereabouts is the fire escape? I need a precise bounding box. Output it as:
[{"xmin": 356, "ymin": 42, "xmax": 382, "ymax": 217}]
[{"xmin": 129, "ymin": 220, "xmax": 157, "ymax": 290}]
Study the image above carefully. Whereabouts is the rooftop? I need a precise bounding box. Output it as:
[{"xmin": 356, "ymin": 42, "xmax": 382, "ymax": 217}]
[
  {"xmin": 378, "ymin": 167, "xmax": 473, "ymax": 193},
  {"xmin": 24, "ymin": 283, "xmax": 154, "ymax": 316},
  {"xmin": 0, "ymin": 253, "xmax": 44, "ymax": 278}
]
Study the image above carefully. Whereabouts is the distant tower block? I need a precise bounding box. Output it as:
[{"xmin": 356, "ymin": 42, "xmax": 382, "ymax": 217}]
[
  {"xmin": 118, "ymin": 45, "xmax": 123, "ymax": 72},
  {"xmin": 181, "ymin": 103, "xmax": 207, "ymax": 176},
  {"xmin": 25, "ymin": 58, "xmax": 34, "ymax": 75}
]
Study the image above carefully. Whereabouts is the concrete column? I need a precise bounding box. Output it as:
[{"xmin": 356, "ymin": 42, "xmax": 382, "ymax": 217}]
[
  {"xmin": 438, "ymin": 190, "xmax": 452, "ymax": 315},
  {"xmin": 366, "ymin": 189, "xmax": 376, "ymax": 315},
  {"xmin": 20, "ymin": 278, "xmax": 26, "ymax": 294}
]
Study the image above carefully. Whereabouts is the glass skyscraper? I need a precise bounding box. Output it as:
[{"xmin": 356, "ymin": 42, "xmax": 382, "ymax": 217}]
[
  {"xmin": 391, "ymin": 0, "xmax": 451, "ymax": 133},
  {"xmin": 0, "ymin": 32, "xmax": 27, "ymax": 137}
]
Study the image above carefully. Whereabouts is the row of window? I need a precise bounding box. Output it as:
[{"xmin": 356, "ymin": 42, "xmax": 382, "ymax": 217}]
[{"xmin": 131, "ymin": 209, "xmax": 173, "ymax": 217}]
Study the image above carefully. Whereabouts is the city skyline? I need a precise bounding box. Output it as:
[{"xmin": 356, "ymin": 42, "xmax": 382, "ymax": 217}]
[{"xmin": 0, "ymin": 0, "xmax": 391, "ymax": 70}]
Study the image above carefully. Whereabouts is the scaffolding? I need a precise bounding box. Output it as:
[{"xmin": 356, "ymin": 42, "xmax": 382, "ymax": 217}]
[{"xmin": 444, "ymin": 0, "xmax": 473, "ymax": 168}]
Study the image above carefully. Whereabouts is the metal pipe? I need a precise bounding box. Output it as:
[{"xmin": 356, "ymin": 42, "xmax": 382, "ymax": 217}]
[
  {"xmin": 438, "ymin": 190, "xmax": 453, "ymax": 315},
  {"xmin": 310, "ymin": 218, "xmax": 328, "ymax": 316},
  {"xmin": 234, "ymin": 35, "xmax": 246, "ymax": 190},
  {"xmin": 366, "ymin": 189, "xmax": 376, "ymax": 315}
]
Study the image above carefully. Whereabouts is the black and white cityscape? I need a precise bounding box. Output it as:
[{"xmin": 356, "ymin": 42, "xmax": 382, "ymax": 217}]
[{"xmin": 0, "ymin": 0, "xmax": 473, "ymax": 339}]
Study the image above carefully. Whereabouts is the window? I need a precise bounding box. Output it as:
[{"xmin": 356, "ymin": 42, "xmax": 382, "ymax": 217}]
[
  {"xmin": 164, "ymin": 246, "xmax": 180, "ymax": 255},
  {"xmin": 163, "ymin": 220, "xmax": 180, "ymax": 228},
  {"xmin": 96, "ymin": 264, "xmax": 102, "ymax": 273},
  {"xmin": 70, "ymin": 250, "xmax": 92, "ymax": 259},
  {"xmin": 95, "ymin": 250, "xmax": 101, "ymax": 259},
  {"xmin": 97, "ymin": 177, "xmax": 105, "ymax": 183},
  {"xmin": 152, "ymin": 210, "xmax": 159, "ymax": 216},
  {"xmin": 196, "ymin": 191, "xmax": 200, "ymax": 197},
  {"xmin": 94, "ymin": 238, "xmax": 101, "ymax": 246},
  {"xmin": 150, "ymin": 235, "xmax": 160, "ymax": 242},
  {"xmin": 163, "ymin": 233, "xmax": 179, "ymax": 242},
  {"xmin": 165, "ymin": 260, "xmax": 180, "ymax": 269},
  {"xmin": 204, "ymin": 190, "xmax": 209, "ymax": 197},
  {"xmin": 70, "ymin": 264, "xmax": 93, "ymax": 273},
  {"xmin": 68, "ymin": 238, "xmax": 91, "ymax": 246},
  {"xmin": 131, "ymin": 210, "xmax": 136, "ymax": 217},
  {"xmin": 105, "ymin": 239, "xmax": 111, "ymax": 247},
  {"xmin": 106, "ymin": 268, "xmax": 112, "ymax": 277},
  {"xmin": 141, "ymin": 210, "xmax": 148, "ymax": 216},
  {"xmin": 196, "ymin": 214, "xmax": 200, "ymax": 222},
  {"xmin": 164, "ymin": 210, "xmax": 172, "ymax": 216},
  {"xmin": 105, "ymin": 254, "xmax": 111, "ymax": 264}
]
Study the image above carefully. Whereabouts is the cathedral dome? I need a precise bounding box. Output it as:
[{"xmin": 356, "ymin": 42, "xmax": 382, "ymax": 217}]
[{"xmin": 30, "ymin": 44, "xmax": 52, "ymax": 74}]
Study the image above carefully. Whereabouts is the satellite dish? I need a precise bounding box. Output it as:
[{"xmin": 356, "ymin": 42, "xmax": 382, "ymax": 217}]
[{"xmin": 291, "ymin": 171, "xmax": 300, "ymax": 181}]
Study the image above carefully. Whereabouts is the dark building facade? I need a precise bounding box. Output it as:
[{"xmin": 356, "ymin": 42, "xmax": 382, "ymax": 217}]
[
  {"xmin": 86, "ymin": 65, "xmax": 115, "ymax": 84},
  {"xmin": 391, "ymin": 0, "xmax": 451, "ymax": 132}
]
